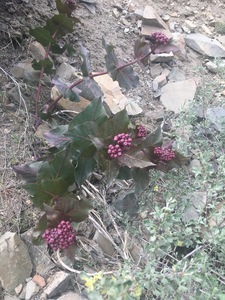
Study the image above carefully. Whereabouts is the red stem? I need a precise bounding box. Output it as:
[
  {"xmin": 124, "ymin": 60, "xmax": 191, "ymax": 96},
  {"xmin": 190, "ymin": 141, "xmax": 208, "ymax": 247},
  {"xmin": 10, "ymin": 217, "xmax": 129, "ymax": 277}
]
[
  {"xmin": 46, "ymin": 51, "xmax": 151, "ymax": 114},
  {"xmin": 34, "ymin": 31, "xmax": 57, "ymax": 128}
]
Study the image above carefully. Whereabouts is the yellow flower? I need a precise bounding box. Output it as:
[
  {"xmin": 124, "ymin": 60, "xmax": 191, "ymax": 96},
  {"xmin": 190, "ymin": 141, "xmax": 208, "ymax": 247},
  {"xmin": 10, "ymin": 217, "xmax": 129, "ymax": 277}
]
[
  {"xmin": 153, "ymin": 185, "xmax": 159, "ymax": 192},
  {"xmin": 84, "ymin": 278, "xmax": 94, "ymax": 291},
  {"xmin": 134, "ymin": 285, "xmax": 142, "ymax": 298},
  {"xmin": 177, "ymin": 240, "xmax": 183, "ymax": 247}
]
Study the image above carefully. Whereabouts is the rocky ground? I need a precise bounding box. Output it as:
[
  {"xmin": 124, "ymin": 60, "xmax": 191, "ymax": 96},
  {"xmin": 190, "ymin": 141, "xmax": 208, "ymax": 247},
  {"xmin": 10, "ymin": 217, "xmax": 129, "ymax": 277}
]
[{"xmin": 1, "ymin": 0, "xmax": 225, "ymax": 299}]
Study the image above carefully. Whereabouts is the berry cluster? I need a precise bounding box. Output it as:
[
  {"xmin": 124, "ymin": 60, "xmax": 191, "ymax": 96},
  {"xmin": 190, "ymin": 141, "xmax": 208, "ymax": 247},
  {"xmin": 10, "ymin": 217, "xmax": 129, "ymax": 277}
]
[
  {"xmin": 108, "ymin": 133, "xmax": 132, "ymax": 159},
  {"xmin": 154, "ymin": 146, "xmax": 175, "ymax": 161},
  {"xmin": 150, "ymin": 32, "xmax": 169, "ymax": 45},
  {"xmin": 42, "ymin": 220, "xmax": 76, "ymax": 251},
  {"xmin": 137, "ymin": 125, "xmax": 147, "ymax": 138}
]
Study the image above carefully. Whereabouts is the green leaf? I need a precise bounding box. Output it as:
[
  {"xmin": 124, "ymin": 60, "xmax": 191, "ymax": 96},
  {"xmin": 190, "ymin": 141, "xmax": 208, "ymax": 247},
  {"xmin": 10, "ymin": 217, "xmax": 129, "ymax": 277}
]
[
  {"xmin": 99, "ymin": 109, "xmax": 129, "ymax": 139},
  {"xmin": 44, "ymin": 125, "xmax": 70, "ymax": 148},
  {"xmin": 51, "ymin": 42, "xmax": 76, "ymax": 56},
  {"xmin": 68, "ymin": 97, "xmax": 108, "ymax": 129},
  {"xmin": 52, "ymin": 77, "xmax": 81, "ymax": 102},
  {"xmin": 118, "ymin": 147, "xmax": 156, "ymax": 168},
  {"xmin": 98, "ymin": 152, "xmax": 120, "ymax": 185},
  {"xmin": 116, "ymin": 166, "xmax": 132, "ymax": 180},
  {"xmin": 37, "ymin": 148, "xmax": 75, "ymax": 185},
  {"xmin": 32, "ymin": 58, "xmax": 54, "ymax": 75},
  {"xmin": 132, "ymin": 168, "xmax": 150, "ymax": 194},
  {"xmin": 45, "ymin": 13, "xmax": 80, "ymax": 37},
  {"xmin": 218, "ymin": 295, "xmax": 225, "ymax": 300},
  {"xmin": 13, "ymin": 161, "xmax": 43, "ymax": 183},
  {"xmin": 80, "ymin": 44, "xmax": 91, "ymax": 76},
  {"xmin": 29, "ymin": 27, "xmax": 54, "ymax": 47},
  {"xmin": 66, "ymin": 121, "xmax": 99, "ymax": 155},
  {"xmin": 75, "ymin": 156, "xmax": 96, "ymax": 185},
  {"xmin": 32, "ymin": 214, "xmax": 47, "ymax": 245},
  {"xmin": 56, "ymin": 0, "xmax": 76, "ymax": 16},
  {"xmin": 134, "ymin": 39, "xmax": 150, "ymax": 68},
  {"xmin": 55, "ymin": 194, "xmax": 93, "ymax": 222},
  {"xmin": 78, "ymin": 77, "xmax": 103, "ymax": 101},
  {"xmin": 103, "ymin": 38, "xmax": 139, "ymax": 90},
  {"xmin": 24, "ymin": 178, "xmax": 69, "ymax": 209},
  {"xmin": 140, "ymin": 126, "xmax": 163, "ymax": 148}
]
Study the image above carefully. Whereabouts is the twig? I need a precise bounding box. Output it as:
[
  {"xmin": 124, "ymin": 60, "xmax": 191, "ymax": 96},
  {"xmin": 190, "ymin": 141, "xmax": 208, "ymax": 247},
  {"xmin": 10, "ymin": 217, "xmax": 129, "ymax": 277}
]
[
  {"xmin": 182, "ymin": 245, "xmax": 203, "ymax": 260},
  {"xmin": 56, "ymin": 249, "xmax": 118, "ymax": 276}
]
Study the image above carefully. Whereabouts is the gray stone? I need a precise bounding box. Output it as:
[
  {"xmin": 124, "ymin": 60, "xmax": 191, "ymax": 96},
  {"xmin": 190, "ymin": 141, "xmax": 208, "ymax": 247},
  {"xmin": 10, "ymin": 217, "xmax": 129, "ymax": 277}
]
[
  {"xmin": 4, "ymin": 296, "xmax": 20, "ymax": 300},
  {"xmin": 21, "ymin": 230, "xmax": 55, "ymax": 276},
  {"xmin": 184, "ymin": 20, "xmax": 197, "ymax": 32},
  {"xmin": 206, "ymin": 107, "xmax": 225, "ymax": 131},
  {"xmin": 56, "ymin": 62, "xmax": 76, "ymax": 81},
  {"xmin": 150, "ymin": 52, "xmax": 174, "ymax": 63},
  {"xmin": 141, "ymin": 6, "xmax": 171, "ymax": 38},
  {"xmin": 185, "ymin": 33, "xmax": 225, "ymax": 57},
  {"xmin": 153, "ymin": 73, "xmax": 167, "ymax": 88},
  {"xmin": 217, "ymin": 36, "xmax": 225, "ymax": 47},
  {"xmin": 182, "ymin": 192, "xmax": 207, "ymax": 223},
  {"xmin": 134, "ymin": 9, "xmax": 143, "ymax": 19},
  {"xmin": 205, "ymin": 61, "xmax": 218, "ymax": 73},
  {"xmin": 43, "ymin": 271, "xmax": 72, "ymax": 299},
  {"xmin": 160, "ymin": 78, "xmax": 197, "ymax": 113},
  {"xmin": 93, "ymin": 231, "xmax": 115, "ymax": 257},
  {"xmin": 188, "ymin": 159, "xmax": 202, "ymax": 176},
  {"xmin": 150, "ymin": 64, "xmax": 163, "ymax": 78},
  {"xmin": 168, "ymin": 67, "xmax": 186, "ymax": 81},
  {"xmin": 171, "ymin": 33, "xmax": 187, "ymax": 61},
  {"xmin": 25, "ymin": 281, "xmax": 39, "ymax": 300},
  {"xmin": 145, "ymin": 110, "xmax": 165, "ymax": 122},
  {"xmin": 28, "ymin": 41, "xmax": 47, "ymax": 61},
  {"xmin": 0, "ymin": 232, "xmax": 32, "ymax": 294},
  {"xmin": 57, "ymin": 292, "xmax": 86, "ymax": 300},
  {"xmin": 114, "ymin": 192, "xmax": 139, "ymax": 217}
]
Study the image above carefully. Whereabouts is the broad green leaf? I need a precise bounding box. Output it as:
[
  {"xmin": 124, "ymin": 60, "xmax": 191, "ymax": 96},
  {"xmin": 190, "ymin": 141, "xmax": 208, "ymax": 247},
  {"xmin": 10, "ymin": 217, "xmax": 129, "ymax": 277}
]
[
  {"xmin": 29, "ymin": 27, "xmax": 54, "ymax": 47},
  {"xmin": 55, "ymin": 194, "xmax": 93, "ymax": 222},
  {"xmin": 80, "ymin": 44, "xmax": 91, "ymax": 76},
  {"xmin": 132, "ymin": 168, "xmax": 150, "ymax": 194},
  {"xmin": 32, "ymin": 214, "xmax": 47, "ymax": 245},
  {"xmin": 103, "ymin": 38, "xmax": 139, "ymax": 90},
  {"xmin": 56, "ymin": 0, "xmax": 76, "ymax": 16},
  {"xmin": 117, "ymin": 147, "xmax": 156, "ymax": 168},
  {"xmin": 134, "ymin": 39, "xmax": 151, "ymax": 67},
  {"xmin": 52, "ymin": 77, "xmax": 81, "ymax": 102},
  {"xmin": 68, "ymin": 97, "xmax": 107, "ymax": 129},
  {"xmin": 24, "ymin": 178, "xmax": 69, "ymax": 209},
  {"xmin": 98, "ymin": 152, "xmax": 120, "ymax": 185},
  {"xmin": 44, "ymin": 125, "xmax": 70, "ymax": 148},
  {"xmin": 78, "ymin": 77, "xmax": 103, "ymax": 101},
  {"xmin": 140, "ymin": 126, "xmax": 163, "ymax": 148},
  {"xmin": 116, "ymin": 166, "xmax": 132, "ymax": 180},
  {"xmin": 99, "ymin": 109, "xmax": 129, "ymax": 139},
  {"xmin": 51, "ymin": 42, "xmax": 76, "ymax": 56},
  {"xmin": 44, "ymin": 203, "xmax": 68, "ymax": 228},
  {"xmin": 75, "ymin": 156, "xmax": 96, "ymax": 185},
  {"xmin": 32, "ymin": 58, "xmax": 54, "ymax": 75},
  {"xmin": 67, "ymin": 121, "xmax": 99, "ymax": 156},
  {"xmin": 218, "ymin": 295, "xmax": 225, "ymax": 300},
  {"xmin": 45, "ymin": 13, "xmax": 80, "ymax": 37},
  {"xmin": 37, "ymin": 148, "xmax": 75, "ymax": 186}
]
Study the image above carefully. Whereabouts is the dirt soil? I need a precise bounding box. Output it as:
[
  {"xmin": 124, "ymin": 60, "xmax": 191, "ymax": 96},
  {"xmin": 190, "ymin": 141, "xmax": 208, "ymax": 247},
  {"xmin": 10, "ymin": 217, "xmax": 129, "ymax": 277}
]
[{"xmin": 0, "ymin": 0, "xmax": 224, "ymax": 253}]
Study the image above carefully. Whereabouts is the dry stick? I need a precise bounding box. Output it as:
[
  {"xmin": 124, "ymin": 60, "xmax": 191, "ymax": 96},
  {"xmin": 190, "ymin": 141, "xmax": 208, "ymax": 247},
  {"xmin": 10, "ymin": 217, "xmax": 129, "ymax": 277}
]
[
  {"xmin": 84, "ymin": 181, "xmax": 130, "ymax": 260},
  {"xmin": 46, "ymin": 50, "xmax": 151, "ymax": 113},
  {"xmin": 56, "ymin": 249, "xmax": 118, "ymax": 276}
]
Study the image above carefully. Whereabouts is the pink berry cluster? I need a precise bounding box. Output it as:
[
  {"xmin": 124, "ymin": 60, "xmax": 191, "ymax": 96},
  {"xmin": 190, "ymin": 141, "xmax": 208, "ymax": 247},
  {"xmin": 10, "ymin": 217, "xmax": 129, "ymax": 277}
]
[
  {"xmin": 42, "ymin": 220, "xmax": 76, "ymax": 251},
  {"xmin": 154, "ymin": 146, "xmax": 175, "ymax": 161},
  {"xmin": 137, "ymin": 125, "xmax": 147, "ymax": 138},
  {"xmin": 108, "ymin": 133, "xmax": 132, "ymax": 159},
  {"xmin": 150, "ymin": 32, "xmax": 169, "ymax": 45}
]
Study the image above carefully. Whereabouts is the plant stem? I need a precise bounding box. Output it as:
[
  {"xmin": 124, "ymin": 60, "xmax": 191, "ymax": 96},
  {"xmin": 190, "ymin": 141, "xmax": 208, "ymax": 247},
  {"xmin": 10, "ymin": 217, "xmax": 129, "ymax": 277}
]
[
  {"xmin": 34, "ymin": 31, "xmax": 57, "ymax": 129},
  {"xmin": 46, "ymin": 51, "xmax": 151, "ymax": 114}
]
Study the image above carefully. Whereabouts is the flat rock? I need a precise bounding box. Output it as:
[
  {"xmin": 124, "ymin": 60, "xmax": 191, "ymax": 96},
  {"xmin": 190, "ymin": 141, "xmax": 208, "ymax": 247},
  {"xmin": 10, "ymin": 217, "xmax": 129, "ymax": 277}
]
[
  {"xmin": 4, "ymin": 296, "xmax": 20, "ymax": 300},
  {"xmin": 93, "ymin": 231, "xmax": 115, "ymax": 257},
  {"xmin": 28, "ymin": 41, "xmax": 48, "ymax": 61},
  {"xmin": 25, "ymin": 280, "xmax": 39, "ymax": 300},
  {"xmin": 56, "ymin": 292, "xmax": 86, "ymax": 300},
  {"xmin": 150, "ymin": 52, "xmax": 174, "ymax": 63},
  {"xmin": 168, "ymin": 67, "xmax": 186, "ymax": 81},
  {"xmin": 43, "ymin": 271, "xmax": 72, "ymax": 299},
  {"xmin": 206, "ymin": 107, "xmax": 225, "ymax": 131},
  {"xmin": 94, "ymin": 74, "xmax": 142, "ymax": 115},
  {"xmin": 0, "ymin": 232, "xmax": 32, "ymax": 293},
  {"xmin": 182, "ymin": 192, "xmax": 207, "ymax": 223},
  {"xmin": 150, "ymin": 64, "xmax": 163, "ymax": 78},
  {"xmin": 160, "ymin": 78, "xmax": 197, "ymax": 113},
  {"xmin": 141, "ymin": 6, "xmax": 171, "ymax": 38},
  {"xmin": 56, "ymin": 63, "xmax": 76, "ymax": 81},
  {"xmin": 185, "ymin": 33, "xmax": 225, "ymax": 57}
]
